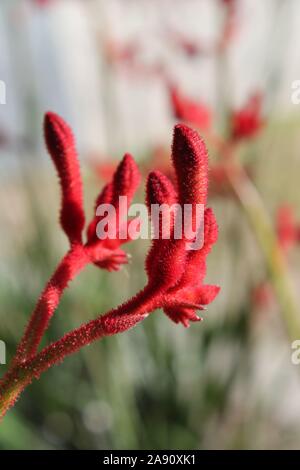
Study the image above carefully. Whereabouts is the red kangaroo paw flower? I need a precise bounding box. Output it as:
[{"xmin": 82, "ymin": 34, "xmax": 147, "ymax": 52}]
[
  {"xmin": 44, "ymin": 112, "xmax": 85, "ymax": 245},
  {"xmin": 230, "ymin": 93, "xmax": 264, "ymax": 141},
  {"xmin": 0, "ymin": 120, "xmax": 219, "ymax": 418},
  {"xmin": 17, "ymin": 114, "xmax": 142, "ymax": 362},
  {"xmin": 86, "ymin": 153, "xmax": 141, "ymax": 270},
  {"xmin": 169, "ymin": 84, "xmax": 212, "ymax": 132},
  {"xmin": 144, "ymin": 125, "xmax": 219, "ymax": 326}
]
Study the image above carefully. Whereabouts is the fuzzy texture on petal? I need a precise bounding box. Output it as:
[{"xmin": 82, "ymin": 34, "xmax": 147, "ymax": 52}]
[
  {"xmin": 172, "ymin": 124, "xmax": 208, "ymax": 206},
  {"xmin": 146, "ymin": 170, "xmax": 178, "ymax": 279}
]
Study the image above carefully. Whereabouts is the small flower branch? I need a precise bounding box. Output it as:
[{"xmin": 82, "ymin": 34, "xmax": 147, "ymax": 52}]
[
  {"xmin": 0, "ymin": 116, "xmax": 219, "ymax": 419},
  {"xmin": 0, "ymin": 285, "xmax": 159, "ymax": 419},
  {"xmin": 14, "ymin": 114, "xmax": 140, "ymax": 364}
]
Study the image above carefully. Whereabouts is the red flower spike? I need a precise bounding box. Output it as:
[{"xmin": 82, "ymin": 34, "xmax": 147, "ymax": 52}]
[
  {"xmin": 172, "ymin": 124, "xmax": 209, "ymax": 206},
  {"xmin": 44, "ymin": 112, "xmax": 85, "ymax": 245},
  {"xmin": 144, "ymin": 125, "xmax": 219, "ymax": 325},
  {"xmin": 169, "ymin": 84, "xmax": 212, "ymax": 132},
  {"xmin": 171, "ymin": 123, "xmax": 210, "ymax": 275}
]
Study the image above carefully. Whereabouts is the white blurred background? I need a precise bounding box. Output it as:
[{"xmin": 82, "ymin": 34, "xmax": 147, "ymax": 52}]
[{"xmin": 1, "ymin": 0, "xmax": 300, "ymax": 165}]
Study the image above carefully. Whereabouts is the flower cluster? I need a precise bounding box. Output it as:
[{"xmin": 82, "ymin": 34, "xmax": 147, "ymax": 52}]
[
  {"xmin": 15, "ymin": 112, "xmax": 141, "ymax": 364},
  {"xmin": 0, "ymin": 114, "xmax": 219, "ymax": 418}
]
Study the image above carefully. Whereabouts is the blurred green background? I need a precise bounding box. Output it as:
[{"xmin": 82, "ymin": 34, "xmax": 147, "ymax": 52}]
[{"xmin": 1, "ymin": 0, "xmax": 300, "ymax": 450}]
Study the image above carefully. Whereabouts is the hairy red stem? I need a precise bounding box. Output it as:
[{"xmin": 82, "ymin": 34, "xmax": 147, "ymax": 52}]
[
  {"xmin": 0, "ymin": 286, "xmax": 159, "ymax": 419},
  {"xmin": 15, "ymin": 244, "xmax": 90, "ymax": 363}
]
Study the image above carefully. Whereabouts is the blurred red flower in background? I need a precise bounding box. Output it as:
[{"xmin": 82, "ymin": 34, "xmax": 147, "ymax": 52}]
[
  {"xmin": 276, "ymin": 205, "xmax": 300, "ymax": 253},
  {"xmin": 169, "ymin": 84, "xmax": 212, "ymax": 132},
  {"xmin": 168, "ymin": 30, "xmax": 207, "ymax": 57},
  {"xmin": 230, "ymin": 93, "xmax": 264, "ymax": 141}
]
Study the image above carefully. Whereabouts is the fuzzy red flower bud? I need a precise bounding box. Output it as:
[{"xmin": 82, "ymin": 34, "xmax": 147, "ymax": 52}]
[
  {"xmin": 44, "ymin": 112, "xmax": 85, "ymax": 244},
  {"xmin": 112, "ymin": 153, "xmax": 141, "ymax": 204},
  {"xmin": 172, "ymin": 124, "xmax": 208, "ymax": 206}
]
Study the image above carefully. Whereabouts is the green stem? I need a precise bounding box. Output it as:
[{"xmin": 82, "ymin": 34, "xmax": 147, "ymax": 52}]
[
  {"xmin": 204, "ymin": 129, "xmax": 300, "ymax": 340},
  {"xmin": 226, "ymin": 160, "xmax": 300, "ymax": 341}
]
